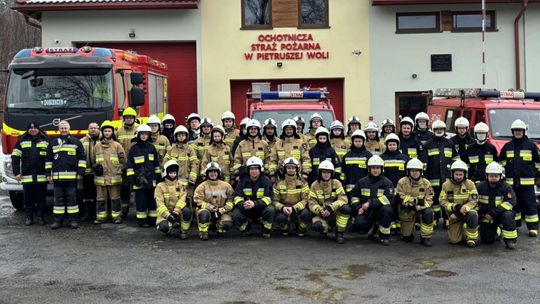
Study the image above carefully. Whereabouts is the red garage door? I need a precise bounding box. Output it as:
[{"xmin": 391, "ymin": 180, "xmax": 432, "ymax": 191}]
[
  {"xmin": 79, "ymin": 42, "xmax": 197, "ymax": 125},
  {"xmin": 230, "ymin": 79, "xmax": 344, "ymax": 122}
]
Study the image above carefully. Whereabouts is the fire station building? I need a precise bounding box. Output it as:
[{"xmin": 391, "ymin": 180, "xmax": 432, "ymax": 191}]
[{"xmin": 12, "ymin": 0, "xmax": 540, "ymax": 125}]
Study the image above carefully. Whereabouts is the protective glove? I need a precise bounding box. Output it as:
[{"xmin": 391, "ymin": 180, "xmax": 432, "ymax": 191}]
[{"xmin": 94, "ymin": 164, "xmax": 104, "ymax": 176}]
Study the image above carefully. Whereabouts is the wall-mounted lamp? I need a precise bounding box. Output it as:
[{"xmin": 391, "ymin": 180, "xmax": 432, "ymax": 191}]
[
  {"xmin": 277, "ymin": 62, "xmax": 283, "ymax": 68},
  {"xmin": 412, "ymin": 73, "xmax": 418, "ymax": 79},
  {"xmin": 352, "ymin": 50, "xmax": 362, "ymax": 56},
  {"xmin": 129, "ymin": 29, "xmax": 136, "ymax": 38}
]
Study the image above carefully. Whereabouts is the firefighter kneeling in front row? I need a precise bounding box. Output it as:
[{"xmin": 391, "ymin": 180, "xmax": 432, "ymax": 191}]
[
  {"xmin": 440, "ymin": 160, "xmax": 479, "ymax": 247},
  {"xmin": 232, "ymin": 156, "xmax": 275, "ymax": 238},
  {"xmin": 194, "ymin": 162, "xmax": 235, "ymax": 241},
  {"xmin": 273, "ymin": 157, "xmax": 312, "ymax": 237},
  {"xmin": 155, "ymin": 160, "xmax": 191, "ymax": 239},
  {"xmin": 308, "ymin": 160, "xmax": 350, "ymax": 244},
  {"xmin": 476, "ymin": 162, "xmax": 518, "ymax": 249},
  {"xmin": 350, "ymin": 155, "xmax": 394, "ymax": 246},
  {"xmin": 395, "ymin": 158, "xmax": 434, "ymax": 247}
]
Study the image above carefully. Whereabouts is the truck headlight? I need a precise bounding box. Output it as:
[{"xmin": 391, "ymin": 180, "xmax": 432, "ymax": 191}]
[{"xmin": 3, "ymin": 158, "xmax": 16, "ymax": 179}]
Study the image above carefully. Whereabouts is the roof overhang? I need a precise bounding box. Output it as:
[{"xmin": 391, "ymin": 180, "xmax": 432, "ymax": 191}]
[
  {"xmin": 373, "ymin": 0, "xmax": 540, "ymax": 5},
  {"xmin": 13, "ymin": 0, "xmax": 199, "ymax": 18}
]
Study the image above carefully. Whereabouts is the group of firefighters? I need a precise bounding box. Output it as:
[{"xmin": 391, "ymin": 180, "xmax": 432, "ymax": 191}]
[{"xmin": 12, "ymin": 107, "xmax": 540, "ymax": 249}]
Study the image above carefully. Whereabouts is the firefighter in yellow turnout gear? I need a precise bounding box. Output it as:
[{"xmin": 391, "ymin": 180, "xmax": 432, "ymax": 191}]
[
  {"xmin": 194, "ymin": 162, "xmax": 235, "ymax": 240},
  {"xmin": 200, "ymin": 125, "xmax": 233, "ymax": 183},
  {"xmin": 222, "ymin": 111, "xmax": 240, "ymax": 147},
  {"xmin": 147, "ymin": 115, "xmax": 171, "ymax": 166},
  {"xmin": 273, "ymin": 157, "xmax": 312, "ymax": 236},
  {"xmin": 395, "ymin": 158, "xmax": 434, "ymax": 246},
  {"xmin": 440, "ymin": 160, "xmax": 479, "ymax": 247},
  {"xmin": 155, "ymin": 160, "xmax": 191, "ymax": 239},
  {"xmin": 116, "ymin": 107, "xmax": 138, "ymax": 217},
  {"xmin": 308, "ymin": 160, "xmax": 350, "ymax": 244},
  {"xmin": 274, "ymin": 119, "xmax": 311, "ymax": 180},
  {"xmin": 92, "ymin": 120, "xmax": 127, "ymax": 224}
]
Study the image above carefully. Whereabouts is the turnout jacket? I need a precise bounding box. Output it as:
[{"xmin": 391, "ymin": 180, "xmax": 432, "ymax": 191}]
[
  {"xmin": 395, "ymin": 176, "xmax": 434, "ymax": 211},
  {"xmin": 341, "ymin": 146, "xmax": 372, "ymax": 193},
  {"xmin": 116, "ymin": 124, "xmax": 137, "ymax": 156},
  {"xmin": 476, "ymin": 180, "xmax": 517, "ymax": 217},
  {"xmin": 308, "ymin": 142, "xmax": 341, "ymax": 182},
  {"xmin": 234, "ymin": 174, "xmax": 274, "ymax": 209},
  {"xmin": 200, "ymin": 141, "xmax": 232, "ymax": 183},
  {"xmin": 399, "ymin": 133, "xmax": 426, "ymax": 163},
  {"xmin": 465, "ymin": 142, "xmax": 498, "ymax": 182},
  {"xmin": 273, "ymin": 175, "xmax": 310, "ymax": 211},
  {"xmin": 233, "ymin": 136, "xmax": 274, "ymax": 176},
  {"xmin": 126, "ymin": 138, "xmax": 161, "ymax": 190},
  {"xmin": 151, "ymin": 132, "xmax": 171, "ymax": 165},
  {"xmin": 424, "ymin": 136, "xmax": 458, "ymax": 187},
  {"xmin": 350, "ymin": 174, "xmax": 395, "ymax": 212},
  {"xmin": 380, "ymin": 150, "xmax": 409, "ymax": 186},
  {"xmin": 92, "ymin": 138, "xmax": 126, "ymax": 186},
  {"xmin": 308, "ymin": 179, "xmax": 348, "ymax": 213},
  {"xmin": 450, "ymin": 134, "xmax": 475, "ymax": 162},
  {"xmin": 80, "ymin": 134, "xmax": 99, "ymax": 175},
  {"xmin": 155, "ymin": 178, "xmax": 187, "ymax": 224},
  {"xmin": 194, "ymin": 179, "xmax": 235, "ymax": 212},
  {"xmin": 11, "ymin": 131, "xmax": 49, "ymax": 184},
  {"xmin": 46, "ymin": 135, "xmax": 86, "ymax": 182},
  {"xmin": 163, "ymin": 142, "xmax": 199, "ymax": 186},
  {"xmin": 274, "ymin": 135, "xmax": 311, "ymax": 176},
  {"xmin": 440, "ymin": 179, "xmax": 478, "ymax": 214},
  {"xmin": 499, "ymin": 136, "xmax": 540, "ymax": 187}
]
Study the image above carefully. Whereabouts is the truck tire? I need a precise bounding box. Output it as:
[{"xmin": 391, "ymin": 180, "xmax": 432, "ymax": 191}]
[{"xmin": 9, "ymin": 191, "xmax": 24, "ymax": 211}]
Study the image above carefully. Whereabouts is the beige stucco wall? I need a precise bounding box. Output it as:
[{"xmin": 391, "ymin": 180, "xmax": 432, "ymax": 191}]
[{"xmin": 200, "ymin": 0, "xmax": 371, "ymax": 122}]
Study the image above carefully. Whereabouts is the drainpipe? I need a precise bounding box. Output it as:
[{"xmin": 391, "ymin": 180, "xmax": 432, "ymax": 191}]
[{"xmin": 514, "ymin": 0, "xmax": 528, "ymax": 90}]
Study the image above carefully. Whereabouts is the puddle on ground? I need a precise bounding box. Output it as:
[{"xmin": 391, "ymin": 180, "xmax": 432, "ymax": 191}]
[
  {"xmin": 275, "ymin": 286, "xmax": 323, "ymax": 301},
  {"xmin": 223, "ymin": 302, "xmax": 258, "ymax": 304},
  {"xmin": 424, "ymin": 270, "xmax": 457, "ymax": 277},
  {"xmin": 414, "ymin": 258, "xmax": 437, "ymax": 268},
  {"xmin": 332, "ymin": 264, "xmax": 373, "ymax": 280},
  {"xmin": 304, "ymin": 271, "xmax": 329, "ymax": 285}
]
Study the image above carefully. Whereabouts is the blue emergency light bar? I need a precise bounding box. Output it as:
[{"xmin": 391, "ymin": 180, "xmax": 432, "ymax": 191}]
[{"xmin": 260, "ymin": 91, "xmax": 326, "ymax": 99}]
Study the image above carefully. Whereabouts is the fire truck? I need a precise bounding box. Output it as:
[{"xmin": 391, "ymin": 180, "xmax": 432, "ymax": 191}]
[
  {"xmin": 1, "ymin": 46, "xmax": 168, "ymax": 210},
  {"xmin": 247, "ymin": 83, "xmax": 335, "ymax": 132},
  {"xmin": 427, "ymin": 88, "xmax": 540, "ymax": 152}
]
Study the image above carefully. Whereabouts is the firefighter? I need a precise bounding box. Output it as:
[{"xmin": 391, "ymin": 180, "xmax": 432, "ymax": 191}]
[
  {"xmin": 440, "ymin": 160, "xmax": 479, "ymax": 247},
  {"xmin": 342, "ymin": 130, "xmax": 372, "ymax": 194},
  {"xmin": 92, "ymin": 120, "xmax": 126, "ymax": 224},
  {"xmin": 273, "ymin": 157, "xmax": 312, "ymax": 236},
  {"xmin": 161, "ymin": 113, "xmax": 176, "ymax": 144},
  {"xmin": 499, "ymin": 119, "xmax": 540, "ymax": 237},
  {"xmin": 465, "ymin": 122, "xmax": 498, "ymax": 183},
  {"xmin": 364, "ymin": 121, "xmax": 385, "ymax": 155},
  {"xmin": 414, "ymin": 112, "xmax": 433, "ymax": 145},
  {"xmin": 200, "ymin": 125, "xmax": 232, "ymax": 183},
  {"xmin": 126, "ymin": 124, "xmax": 161, "ymax": 227},
  {"xmin": 186, "ymin": 113, "xmax": 201, "ymax": 142},
  {"xmin": 194, "ymin": 162, "xmax": 235, "ymax": 240},
  {"xmin": 350, "ymin": 155, "xmax": 394, "ymax": 245},
  {"xmin": 308, "ymin": 160, "xmax": 350, "ymax": 244},
  {"xmin": 233, "ymin": 119, "xmax": 275, "ymax": 178},
  {"xmin": 381, "ymin": 133, "xmax": 409, "ymax": 233},
  {"xmin": 47, "ymin": 121, "xmax": 86, "ymax": 230},
  {"xmin": 305, "ymin": 113, "xmax": 324, "ymax": 147},
  {"xmin": 450, "ymin": 117, "xmax": 474, "ymax": 161},
  {"xmin": 380, "ymin": 119, "xmax": 396, "ymax": 142},
  {"xmin": 80, "ymin": 122, "xmax": 100, "ymax": 221},
  {"xmin": 232, "ymin": 156, "xmax": 275, "ymax": 238},
  {"xmin": 192, "ymin": 117, "xmax": 213, "ymax": 162},
  {"xmin": 308, "ymin": 127, "xmax": 341, "ymax": 185},
  {"xmin": 275, "ymin": 119, "xmax": 311, "ymax": 181},
  {"xmin": 231, "ymin": 117, "xmax": 250, "ymax": 157},
  {"xmin": 477, "ymin": 162, "xmax": 518, "ymax": 249},
  {"xmin": 147, "ymin": 115, "xmax": 171, "ymax": 165},
  {"xmin": 395, "ymin": 158, "xmax": 434, "ymax": 247},
  {"xmin": 330, "ymin": 120, "xmax": 349, "ymax": 162},
  {"xmin": 346, "ymin": 116, "xmax": 361, "ymax": 137},
  {"xmin": 399, "ymin": 116, "xmax": 426, "ymax": 162},
  {"xmin": 424, "ymin": 120, "xmax": 458, "ymax": 225},
  {"xmin": 263, "ymin": 118, "xmax": 278, "ymax": 147},
  {"xmin": 293, "ymin": 115, "xmax": 309, "ymax": 145},
  {"xmin": 222, "ymin": 110, "xmax": 239, "ymax": 147},
  {"xmin": 117, "ymin": 107, "xmax": 138, "ymax": 217},
  {"xmin": 164, "ymin": 125, "xmax": 199, "ymax": 208},
  {"xmin": 12, "ymin": 121, "xmax": 49, "ymax": 225},
  {"xmin": 155, "ymin": 160, "xmax": 191, "ymax": 239}
]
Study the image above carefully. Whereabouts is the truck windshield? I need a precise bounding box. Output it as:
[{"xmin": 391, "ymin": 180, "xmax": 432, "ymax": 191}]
[
  {"xmin": 252, "ymin": 110, "xmax": 335, "ymax": 133},
  {"xmin": 489, "ymin": 108, "xmax": 540, "ymax": 139},
  {"xmin": 6, "ymin": 68, "xmax": 114, "ymax": 111}
]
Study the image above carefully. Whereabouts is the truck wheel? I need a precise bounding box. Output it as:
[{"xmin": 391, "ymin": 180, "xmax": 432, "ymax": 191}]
[{"xmin": 9, "ymin": 191, "xmax": 24, "ymax": 211}]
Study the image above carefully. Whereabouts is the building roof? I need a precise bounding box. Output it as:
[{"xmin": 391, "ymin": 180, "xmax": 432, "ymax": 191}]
[
  {"xmin": 373, "ymin": 0, "xmax": 539, "ymax": 5},
  {"xmin": 14, "ymin": 0, "xmax": 199, "ymax": 15}
]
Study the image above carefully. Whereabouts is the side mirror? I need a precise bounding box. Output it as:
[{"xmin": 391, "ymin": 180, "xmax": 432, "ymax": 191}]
[
  {"xmin": 130, "ymin": 72, "xmax": 143, "ymax": 85},
  {"xmin": 130, "ymin": 87, "xmax": 144, "ymax": 107}
]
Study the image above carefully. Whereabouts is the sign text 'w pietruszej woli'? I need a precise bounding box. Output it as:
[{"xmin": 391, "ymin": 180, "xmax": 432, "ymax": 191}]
[{"xmin": 244, "ymin": 33, "xmax": 330, "ymax": 61}]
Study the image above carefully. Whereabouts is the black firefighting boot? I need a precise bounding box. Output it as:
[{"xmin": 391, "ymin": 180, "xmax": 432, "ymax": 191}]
[
  {"xmin": 336, "ymin": 232, "xmax": 345, "ymax": 244},
  {"xmin": 25, "ymin": 208, "xmax": 34, "ymax": 226}
]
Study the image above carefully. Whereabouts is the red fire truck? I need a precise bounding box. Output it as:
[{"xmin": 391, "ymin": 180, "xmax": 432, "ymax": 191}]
[
  {"xmin": 1, "ymin": 46, "xmax": 168, "ymax": 210},
  {"xmin": 247, "ymin": 84, "xmax": 336, "ymax": 132},
  {"xmin": 427, "ymin": 88, "xmax": 540, "ymax": 153}
]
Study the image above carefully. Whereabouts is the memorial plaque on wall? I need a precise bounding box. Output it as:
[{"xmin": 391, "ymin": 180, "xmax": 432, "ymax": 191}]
[{"xmin": 431, "ymin": 54, "xmax": 452, "ymax": 72}]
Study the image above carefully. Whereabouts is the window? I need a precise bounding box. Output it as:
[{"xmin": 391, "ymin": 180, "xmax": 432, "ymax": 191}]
[
  {"xmin": 445, "ymin": 109, "xmax": 458, "ymax": 132},
  {"xmin": 147, "ymin": 73, "xmax": 166, "ymax": 115},
  {"xmin": 476, "ymin": 110, "xmax": 485, "ymax": 124},
  {"xmin": 242, "ymin": 0, "xmax": 271, "ymax": 29},
  {"xmin": 299, "ymin": 0, "xmax": 329, "ymax": 28},
  {"xmin": 115, "ymin": 71, "xmax": 127, "ymax": 110},
  {"xmin": 396, "ymin": 12, "xmax": 440, "ymax": 34},
  {"xmin": 452, "ymin": 11, "xmax": 496, "ymax": 32}
]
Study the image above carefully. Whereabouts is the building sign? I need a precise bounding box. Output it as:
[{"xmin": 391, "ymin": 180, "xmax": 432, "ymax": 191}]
[
  {"xmin": 431, "ymin": 54, "xmax": 452, "ymax": 72},
  {"xmin": 244, "ymin": 33, "xmax": 329, "ymax": 61}
]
